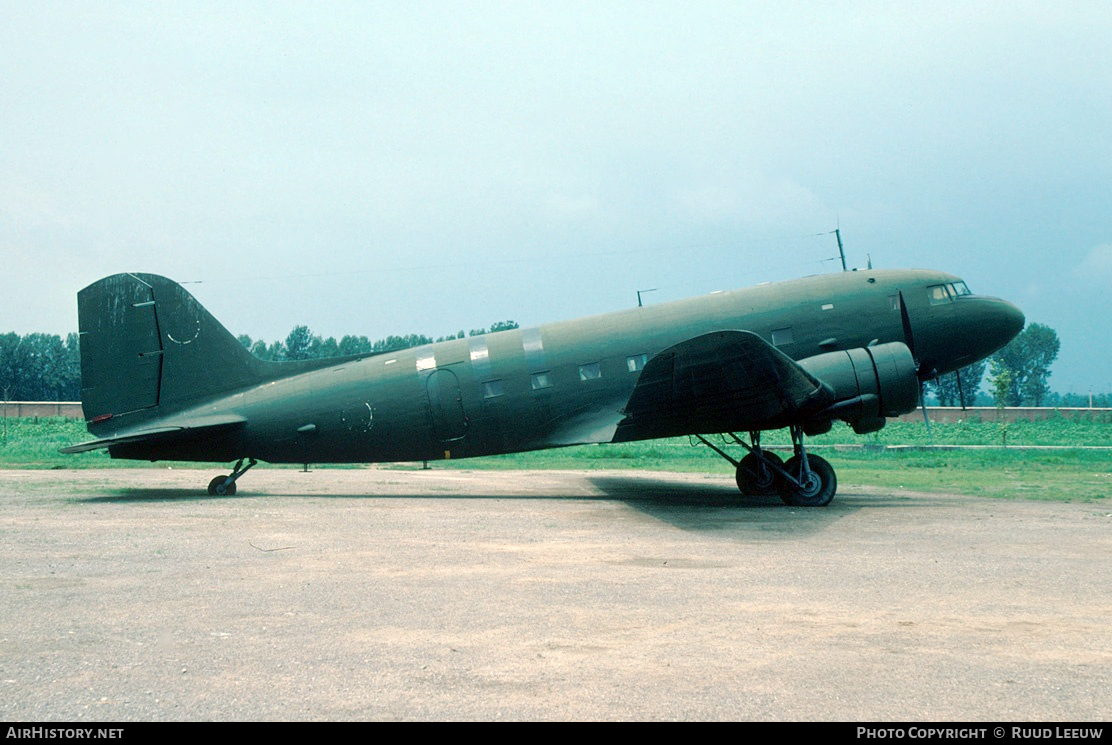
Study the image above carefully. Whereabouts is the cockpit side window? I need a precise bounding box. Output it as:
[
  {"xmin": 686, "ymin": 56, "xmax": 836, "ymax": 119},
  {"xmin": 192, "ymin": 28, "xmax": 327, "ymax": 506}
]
[{"xmin": 927, "ymin": 284, "xmax": 952, "ymax": 305}]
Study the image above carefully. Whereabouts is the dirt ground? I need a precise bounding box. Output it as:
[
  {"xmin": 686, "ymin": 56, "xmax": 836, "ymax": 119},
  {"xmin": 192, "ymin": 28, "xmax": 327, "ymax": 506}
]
[{"xmin": 1, "ymin": 467, "xmax": 1109, "ymax": 721}]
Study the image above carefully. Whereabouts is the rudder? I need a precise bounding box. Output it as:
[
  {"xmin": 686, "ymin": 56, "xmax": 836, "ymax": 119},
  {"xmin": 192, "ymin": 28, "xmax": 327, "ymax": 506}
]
[{"xmin": 77, "ymin": 273, "xmax": 268, "ymax": 430}]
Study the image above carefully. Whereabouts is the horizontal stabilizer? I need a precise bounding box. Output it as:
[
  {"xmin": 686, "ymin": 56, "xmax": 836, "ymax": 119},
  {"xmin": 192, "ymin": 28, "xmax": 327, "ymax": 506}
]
[{"xmin": 60, "ymin": 413, "xmax": 247, "ymax": 454}]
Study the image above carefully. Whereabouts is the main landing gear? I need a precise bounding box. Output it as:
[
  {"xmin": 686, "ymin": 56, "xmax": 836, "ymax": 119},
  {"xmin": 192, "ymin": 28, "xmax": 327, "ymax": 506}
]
[
  {"xmin": 694, "ymin": 426, "xmax": 837, "ymax": 507},
  {"xmin": 207, "ymin": 457, "xmax": 257, "ymax": 496}
]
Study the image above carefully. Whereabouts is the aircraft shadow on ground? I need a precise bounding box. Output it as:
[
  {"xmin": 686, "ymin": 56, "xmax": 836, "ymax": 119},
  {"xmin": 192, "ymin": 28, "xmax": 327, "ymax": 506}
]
[
  {"xmin": 587, "ymin": 474, "xmax": 866, "ymax": 534},
  {"xmin": 75, "ymin": 485, "xmax": 733, "ymax": 504},
  {"xmin": 589, "ymin": 475, "xmax": 768, "ymax": 506},
  {"xmin": 74, "ymin": 474, "xmax": 892, "ymax": 534},
  {"xmin": 73, "ymin": 488, "xmax": 241, "ymax": 503},
  {"xmin": 77, "ymin": 478, "xmax": 779, "ymax": 505}
]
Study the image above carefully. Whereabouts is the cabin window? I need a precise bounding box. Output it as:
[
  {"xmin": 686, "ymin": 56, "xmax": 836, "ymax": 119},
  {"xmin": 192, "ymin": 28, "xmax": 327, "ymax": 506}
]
[
  {"xmin": 821, "ymin": 303, "xmax": 834, "ymax": 311},
  {"xmin": 771, "ymin": 328, "xmax": 794, "ymax": 347},
  {"xmin": 889, "ymin": 294, "xmax": 901, "ymax": 311},
  {"xmin": 482, "ymin": 380, "xmax": 504, "ymax": 398},
  {"xmin": 531, "ymin": 372, "xmax": 552, "ymax": 390},
  {"xmin": 578, "ymin": 362, "xmax": 602, "ymax": 381},
  {"xmin": 928, "ymin": 284, "xmax": 952, "ymax": 305},
  {"xmin": 627, "ymin": 354, "xmax": 648, "ymax": 372}
]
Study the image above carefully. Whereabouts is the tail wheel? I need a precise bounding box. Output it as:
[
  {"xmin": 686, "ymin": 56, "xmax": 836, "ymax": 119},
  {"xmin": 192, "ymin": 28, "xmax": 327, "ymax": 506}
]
[
  {"xmin": 736, "ymin": 451, "xmax": 783, "ymax": 495},
  {"xmin": 207, "ymin": 475, "xmax": 236, "ymax": 496},
  {"xmin": 778, "ymin": 454, "xmax": 836, "ymax": 507}
]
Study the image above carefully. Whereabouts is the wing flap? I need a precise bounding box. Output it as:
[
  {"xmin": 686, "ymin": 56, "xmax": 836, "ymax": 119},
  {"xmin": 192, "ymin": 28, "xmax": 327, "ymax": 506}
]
[{"xmin": 613, "ymin": 330, "xmax": 832, "ymax": 441}]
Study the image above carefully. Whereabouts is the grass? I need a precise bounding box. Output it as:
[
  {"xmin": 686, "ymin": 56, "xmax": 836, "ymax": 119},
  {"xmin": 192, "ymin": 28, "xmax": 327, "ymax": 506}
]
[
  {"xmin": 2, "ymin": 416, "xmax": 1110, "ymax": 502},
  {"xmin": 826, "ymin": 449, "xmax": 1111, "ymax": 502}
]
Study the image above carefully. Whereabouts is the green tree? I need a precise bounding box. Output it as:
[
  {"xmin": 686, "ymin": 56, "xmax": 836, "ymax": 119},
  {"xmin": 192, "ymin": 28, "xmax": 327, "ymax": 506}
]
[
  {"xmin": 248, "ymin": 339, "xmax": 281, "ymax": 360},
  {"xmin": 283, "ymin": 325, "xmax": 316, "ymax": 361},
  {"xmin": 988, "ymin": 323, "xmax": 1060, "ymax": 406},
  {"xmin": 237, "ymin": 318, "xmax": 523, "ymax": 363},
  {"xmin": 27, "ymin": 333, "xmax": 71, "ymax": 400},
  {"xmin": 0, "ymin": 332, "xmax": 80, "ymax": 400},
  {"xmin": 928, "ymin": 359, "xmax": 987, "ymax": 407},
  {"xmin": 374, "ymin": 333, "xmax": 434, "ymax": 353},
  {"xmin": 310, "ymin": 335, "xmax": 339, "ymax": 358},
  {"xmin": 0, "ymin": 333, "xmax": 24, "ymax": 399},
  {"xmin": 339, "ymin": 335, "xmax": 373, "ymax": 356},
  {"xmin": 62, "ymin": 333, "xmax": 81, "ymax": 399}
]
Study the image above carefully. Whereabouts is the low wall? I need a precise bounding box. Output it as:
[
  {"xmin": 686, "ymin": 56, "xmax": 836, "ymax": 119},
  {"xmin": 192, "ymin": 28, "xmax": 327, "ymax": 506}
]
[
  {"xmin": 893, "ymin": 407, "xmax": 1112, "ymax": 424},
  {"xmin": 1, "ymin": 402, "xmax": 84, "ymax": 419}
]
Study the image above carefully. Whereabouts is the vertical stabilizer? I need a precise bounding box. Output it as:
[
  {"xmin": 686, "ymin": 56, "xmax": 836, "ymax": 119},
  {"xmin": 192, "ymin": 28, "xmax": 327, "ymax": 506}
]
[{"xmin": 76, "ymin": 273, "xmax": 269, "ymax": 430}]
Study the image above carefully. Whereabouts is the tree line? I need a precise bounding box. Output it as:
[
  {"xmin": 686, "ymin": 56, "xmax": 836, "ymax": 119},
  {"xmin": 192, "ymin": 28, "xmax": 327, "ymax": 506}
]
[
  {"xmin": 0, "ymin": 321, "xmax": 520, "ymax": 402},
  {"xmin": 0, "ymin": 332, "xmax": 81, "ymax": 402},
  {"xmin": 239, "ymin": 320, "xmax": 520, "ymax": 362}
]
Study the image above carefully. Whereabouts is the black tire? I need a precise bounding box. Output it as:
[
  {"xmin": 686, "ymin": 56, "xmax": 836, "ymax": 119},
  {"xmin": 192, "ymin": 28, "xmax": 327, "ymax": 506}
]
[
  {"xmin": 777, "ymin": 454, "xmax": 836, "ymax": 507},
  {"xmin": 207, "ymin": 475, "xmax": 236, "ymax": 496},
  {"xmin": 736, "ymin": 451, "xmax": 783, "ymax": 495}
]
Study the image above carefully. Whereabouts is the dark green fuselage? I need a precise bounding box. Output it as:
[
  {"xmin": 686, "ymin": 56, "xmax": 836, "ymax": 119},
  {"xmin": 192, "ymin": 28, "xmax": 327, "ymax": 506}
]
[{"xmin": 101, "ymin": 268, "xmax": 1022, "ymax": 465}]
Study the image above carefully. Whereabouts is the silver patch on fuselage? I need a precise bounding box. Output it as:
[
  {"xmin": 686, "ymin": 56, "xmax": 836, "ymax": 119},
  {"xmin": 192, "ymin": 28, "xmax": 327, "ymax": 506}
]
[
  {"xmin": 468, "ymin": 336, "xmax": 491, "ymax": 378},
  {"xmin": 522, "ymin": 327, "xmax": 546, "ymax": 371}
]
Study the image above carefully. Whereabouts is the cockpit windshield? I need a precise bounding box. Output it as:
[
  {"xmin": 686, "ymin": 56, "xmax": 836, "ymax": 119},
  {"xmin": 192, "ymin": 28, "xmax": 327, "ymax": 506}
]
[{"xmin": 928, "ymin": 281, "xmax": 972, "ymax": 305}]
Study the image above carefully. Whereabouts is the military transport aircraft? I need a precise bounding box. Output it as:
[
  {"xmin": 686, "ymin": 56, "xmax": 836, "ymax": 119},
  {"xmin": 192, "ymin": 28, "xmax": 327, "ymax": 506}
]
[{"xmin": 62, "ymin": 269, "xmax": 1023, "ymax": 505}]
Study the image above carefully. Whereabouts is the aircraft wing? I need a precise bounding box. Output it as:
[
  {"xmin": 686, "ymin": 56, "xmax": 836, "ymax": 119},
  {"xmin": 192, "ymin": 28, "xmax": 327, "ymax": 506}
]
[
  {"xmin": 612, "ymin": 330, "xmax": 833, "ymax": 442},
  {"xmin": 59, "ymin": 413, "xmax": 247, "ymax": 454}
]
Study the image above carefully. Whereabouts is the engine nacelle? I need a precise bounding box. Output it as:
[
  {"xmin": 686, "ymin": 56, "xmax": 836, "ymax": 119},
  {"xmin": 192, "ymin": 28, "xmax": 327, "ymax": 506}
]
[{"xmin": 798, "ymin": 342, "xmax": 919, "ymax": 433}]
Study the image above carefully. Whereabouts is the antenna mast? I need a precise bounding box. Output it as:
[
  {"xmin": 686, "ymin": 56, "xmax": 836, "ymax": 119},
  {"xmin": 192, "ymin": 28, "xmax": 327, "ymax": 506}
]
[{"xmin": 835, "ymin": 228, "xmax": 847, "ymax": 272}]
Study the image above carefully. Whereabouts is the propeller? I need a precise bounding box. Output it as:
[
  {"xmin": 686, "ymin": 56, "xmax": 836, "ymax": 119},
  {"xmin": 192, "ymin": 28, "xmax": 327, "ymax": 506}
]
[
  {"xmin": 898, "ymin": 291, "xmax": 920, "ymax": 372},
  {"xmin": 898, "ymin": 291, "xmax": 935, "ymax": 445}
]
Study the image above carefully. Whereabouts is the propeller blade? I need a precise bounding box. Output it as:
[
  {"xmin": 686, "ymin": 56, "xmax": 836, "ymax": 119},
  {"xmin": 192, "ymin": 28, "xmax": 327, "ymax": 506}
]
[
  {"xmin": 898, "ymin": 290, "xmax": 918, "ymax": 366},
  {"xmin": 898, "ymin": 289, "xmax": 938, "ymax": 382},
  {"xmin": 900, "ymin": 290, "xmax": 935, "ymax": 443}
]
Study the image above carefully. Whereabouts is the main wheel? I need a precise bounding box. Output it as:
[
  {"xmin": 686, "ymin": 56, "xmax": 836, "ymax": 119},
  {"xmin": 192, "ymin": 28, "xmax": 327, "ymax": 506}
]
[
  {"xmin": 777, "ymin": 454, "xmax": 836, "ymax": 507},
  {"xmin": 207, "ymin": 475, "xmax": 236, "ymax": 496},
  {"xmin": 736, "ymin": 451, "xmax": 783, "ymax": 495}
]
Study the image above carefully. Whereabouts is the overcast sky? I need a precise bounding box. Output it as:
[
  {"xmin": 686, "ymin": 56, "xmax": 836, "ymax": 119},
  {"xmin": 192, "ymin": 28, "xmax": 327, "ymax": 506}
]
[{"xmin": 3, "ymin": 2, "xmax": 1110, "ymax": 395}]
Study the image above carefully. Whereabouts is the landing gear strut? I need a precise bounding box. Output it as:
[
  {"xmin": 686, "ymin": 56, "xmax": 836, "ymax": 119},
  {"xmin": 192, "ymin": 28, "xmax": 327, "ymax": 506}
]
[
  {"xmin": 735, "ymin": 432, "xmax": 782, "ymax": 496},
  {"xmin": 207, "ymin": 457, "xmax": 257, "ymax": 496},
  {"xmin": 777, "ymin": 426, "xmax": 836, "ymax": 507},
  {"xmin": 693, "ymin": 426, "xmax": 837, "ymax": 506}
]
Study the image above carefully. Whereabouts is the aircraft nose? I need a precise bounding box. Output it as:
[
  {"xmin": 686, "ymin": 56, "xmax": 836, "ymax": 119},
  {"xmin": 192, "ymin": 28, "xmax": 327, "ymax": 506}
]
[
  {"xmin": 973, "ymin": 296, "xmax": 1025, "ymax": 358},
  {"xmin": 921, "ymin": 295, "xmax": 1024, "ymax": 378}
]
